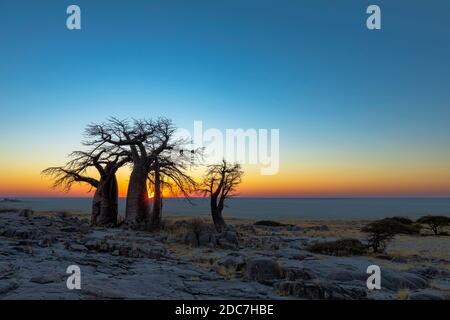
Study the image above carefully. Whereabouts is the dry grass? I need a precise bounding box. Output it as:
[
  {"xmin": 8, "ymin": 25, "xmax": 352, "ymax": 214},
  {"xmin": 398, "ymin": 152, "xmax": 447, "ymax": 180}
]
[
  {"xmin": 388, "ymin": 234, "xmax": 450, "ymax": 261},
  {"xmin": 429, "ymin": 282, "xmax": 450, "ymax": 293},
  {"xmin": 158, "ymin": 216, "xmax": 214, "ymax": 235},
  {"xmin": 396, "ymin": 288, "xmax": 410, "ymax": 300},
  {"xmin": 234, "ymin": 218, "xmax": 368, "ymax": 239},
  {"xmin": 33, "ymin": 210, "xmax": 89, "ymax": 220},
  {"xmin": 216, "ymin": 265, "xmax": 238, "ymax": 279}
]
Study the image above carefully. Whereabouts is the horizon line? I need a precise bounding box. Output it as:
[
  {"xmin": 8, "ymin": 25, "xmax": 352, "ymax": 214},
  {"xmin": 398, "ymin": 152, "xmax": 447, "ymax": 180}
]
[{"xmin": 2, "ymin": 195, "xmax": 450, "ymax": 200}]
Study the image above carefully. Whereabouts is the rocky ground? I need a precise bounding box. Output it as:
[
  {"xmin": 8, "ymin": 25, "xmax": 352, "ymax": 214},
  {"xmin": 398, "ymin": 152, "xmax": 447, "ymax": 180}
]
[{"xmin": 0, "ymin": 210, "xmax": 449, "ymax": 300}]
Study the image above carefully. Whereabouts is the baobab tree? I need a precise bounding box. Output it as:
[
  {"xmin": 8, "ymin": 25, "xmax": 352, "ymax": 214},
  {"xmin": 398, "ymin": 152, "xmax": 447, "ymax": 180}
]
[
  {"xmin": 84, "ymin": 118, "xmax": 179, "ymax": 227},
  {"xmin": 42, "ymin": 149, "xmax": 129, "ymax": 226},
  {"xmin": 201, "ymin": 160, "xmax": 244, "ymax": 232},
  {"xmin": 147, "ymin": 147, "xmax": 200, "ymax": 229}
]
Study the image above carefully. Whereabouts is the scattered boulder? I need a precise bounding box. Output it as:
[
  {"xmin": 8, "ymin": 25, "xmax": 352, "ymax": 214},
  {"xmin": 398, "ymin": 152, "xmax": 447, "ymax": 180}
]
[
  {"xmin": 38, "ymin": 235, "xmax": 57, "ymax": 247},
  {"xmin": 30, "ymin": 273, "xmax": 63, "ymax": 284},
  {"xmin": 175, "ymin": 230, "xmax": 239, "ymax": 249},
  {"xmin": 198, "ymin": 232, "xmax": 217, "ymax": 247},
  {"xmin": 84, "ymin": 239, "xmax": 98, "ymax": 250},
  {"xmin": 132, "ymin": 245, "xmax": 167, "ymax": 259},
  {"xmin": 408, "ymin": 266, "xmax": 450, "ymax": 279},
  {"xmin": 217, "ymin": 231, "xmax": 239, "ymax": 248},
  {"xmin": 0, "ymin": 280, "xmax": 19, "ymax": 294},
  {"xmin": 183, "ymin": 232, "xmax": 199, "ymax": 247},
  {"xmin": 275, "ymin": 248, "xmax": 314, "ymax": 260},
  {"xmin": 0, "ymin": 263, "xmax": 15, "ymax": 279},
  {"xmin": 275, "ymin": 280, "xmax": 367, "ymax": 299},
  {"xmin": 222, "ymin": 231, "xmax": 238, "ymax": 243},
  {"xmin": 326, "ymin": 270, "xmax": 366, "ymax": 282},
  {"xmin": 246, "ymin": 258, "xmax": 282, "ymax": 282},
  {"xmin": 14, "ymin": 228, "xmax": 35, "ymax": 239},
  {"xmin": 382, "ymin": 270, "xmax": 428, "ymax": 291},
  {"xmin": 217, "ymin": 254, "xmax": 246, "ymax": 272},
  {"xmin": 78, "ymin": 223, "xmax": 91, "ymax": 234},
  {"xmin": 14, "ymin": 245, "xmax": 33, "ymax": 254},
  {"xmin": 61, "ymin": 226, "xmax": 78, "ymax": 233},
  {"xmin": 282, "ymin": 268, "xmax": 314, "ymax": 281},
  {"xmin": 409, "ymin": 289, "xmax": 447, "ymax": 300},
  {"xmin": 81, "ymin": 286, "xmax": 125, "ymax": 299},
  {"xmin": 69, "ymin": 244, "xmax": 88, "ymax": 252}
]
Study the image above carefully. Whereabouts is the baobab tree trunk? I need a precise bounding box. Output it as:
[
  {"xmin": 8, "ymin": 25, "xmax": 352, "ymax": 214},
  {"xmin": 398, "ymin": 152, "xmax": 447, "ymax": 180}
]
[
  {"xmin": 97, "ymin": 176, "xmax": 119, "ymax": 226},
  {"xmin": 211, "ymin": 196, "xmax": 226, "ymax": 233},
  {"xmin": 125, "ymin": 165, "xmax": 150, "ymax": 225},
  {"xmin": 150, "ymin": 163, "xmax": 162, "ymax": 228},
  {"xmin": 91, "ymin": 176, "xmax": 119, "ymax": 227},
  {"xmin": 91, "ymin": 188, "xmax": 102, "ymax": 225}
]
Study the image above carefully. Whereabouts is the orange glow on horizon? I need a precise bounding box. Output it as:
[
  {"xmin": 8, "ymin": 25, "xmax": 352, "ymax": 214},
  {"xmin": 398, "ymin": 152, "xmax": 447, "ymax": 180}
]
[{"xmin": 1, "ymin": 159, "xmax": 450, "ymax": 198}]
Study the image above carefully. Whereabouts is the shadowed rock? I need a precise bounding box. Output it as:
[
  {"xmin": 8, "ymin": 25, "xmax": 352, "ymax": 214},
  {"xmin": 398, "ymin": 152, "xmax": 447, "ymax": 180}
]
[{"xmin": 246, "ymin": 258, "xmax": 283, "ymax": 282}]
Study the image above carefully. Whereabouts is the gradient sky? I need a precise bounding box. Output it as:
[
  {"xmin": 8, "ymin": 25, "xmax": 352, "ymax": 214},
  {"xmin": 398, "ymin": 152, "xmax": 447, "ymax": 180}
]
[{"xmin": 1, "ymin": 0, "xmax": 450, "ymax": 197}]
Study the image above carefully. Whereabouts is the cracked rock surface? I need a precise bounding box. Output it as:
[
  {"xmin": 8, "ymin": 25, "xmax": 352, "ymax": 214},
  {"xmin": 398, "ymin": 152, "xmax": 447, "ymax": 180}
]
[{"xmin": 0, "ymin": 211, "xmax": 448, "ymax": 300}]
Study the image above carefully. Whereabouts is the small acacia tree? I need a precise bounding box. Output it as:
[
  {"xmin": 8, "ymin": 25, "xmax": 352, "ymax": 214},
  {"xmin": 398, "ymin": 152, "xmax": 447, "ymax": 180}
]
[
  {"xmin": 201, "ymin": 160, "xmax": 243, "ymax": 233},
  {"xmin": 416, "ymin": 215, "xmax": 450, "ymax": 236},
  {"xmin": 361, "ymin": 218, "xmax": 420, "ymax": 253}
]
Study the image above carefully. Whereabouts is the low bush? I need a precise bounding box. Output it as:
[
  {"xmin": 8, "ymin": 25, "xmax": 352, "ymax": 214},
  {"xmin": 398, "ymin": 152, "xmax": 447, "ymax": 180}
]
[
  {"xmin": 56, "ymin": 211, "xmax": 71, "ymax": 218},
  {"xmin": 188, "ymin": 218, "xmax": 211, "ymax": 235},
  {"xmin": 254, "ymin": 220, "xmax": 287, "ymax": 227},
  {"xmin": 0, "ymin": 208, "xmax": 20, "ymax": 213},
  {"xmin": 305, "ymin": 238, "xmax": 367, "ymax": 256}
]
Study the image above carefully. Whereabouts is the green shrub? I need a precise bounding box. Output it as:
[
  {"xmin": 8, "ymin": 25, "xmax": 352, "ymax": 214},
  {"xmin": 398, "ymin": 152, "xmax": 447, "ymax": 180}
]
[{"xmin": 305, "ymin": 238, "xmax": 367, "ymax": 256}]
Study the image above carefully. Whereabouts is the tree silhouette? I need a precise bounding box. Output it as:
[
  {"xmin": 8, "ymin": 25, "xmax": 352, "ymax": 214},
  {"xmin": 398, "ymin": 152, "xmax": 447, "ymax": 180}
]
[
  {"xmin": 416, "ymin": 215, "xmax": 450, "ymax": 235},
  {"xmin": 361, "ymin": 218, "xmax": 420, "ymax": 253},
  {"xmin": 201, "ymin": 160, "xmax": 243, "ymax": 232},
  {"xmin": 147, "ymin": 148, "xmax": 200, "ymax": 229},
  {"xmin": 84, "ymin": 118, "xmax": 184, "ymax": 227},
  {"xmin": 42, "ymin": 148, "xmax": 129, "ymax": 226}
]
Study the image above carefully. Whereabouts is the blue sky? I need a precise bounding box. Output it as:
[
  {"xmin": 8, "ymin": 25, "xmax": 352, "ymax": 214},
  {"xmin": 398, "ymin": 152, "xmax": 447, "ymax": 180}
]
[{"xmin": 1, "ymin": 0, "xmax": 450, "ymax": 196}]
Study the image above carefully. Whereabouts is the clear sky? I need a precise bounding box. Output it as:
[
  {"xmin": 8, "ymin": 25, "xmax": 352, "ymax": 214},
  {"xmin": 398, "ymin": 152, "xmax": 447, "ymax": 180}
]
[{"xmin": 1, "ymin": 0, "xmax": 450, "ymax": 197}]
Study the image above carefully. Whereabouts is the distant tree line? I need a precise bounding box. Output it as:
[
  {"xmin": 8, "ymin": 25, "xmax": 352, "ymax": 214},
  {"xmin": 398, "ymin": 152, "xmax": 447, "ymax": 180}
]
[{"xmin": 43, "ymin": 118, "xmax": 243, "ymax": 232}]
